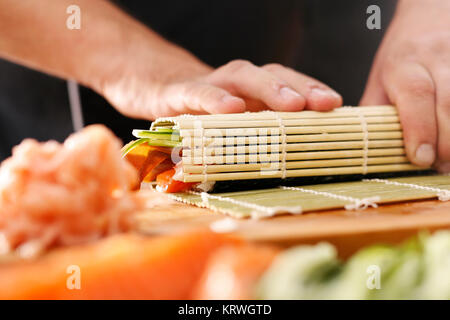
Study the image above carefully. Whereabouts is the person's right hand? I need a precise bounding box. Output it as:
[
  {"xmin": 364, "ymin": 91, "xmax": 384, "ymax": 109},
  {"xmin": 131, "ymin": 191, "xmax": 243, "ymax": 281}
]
[
  {"xmin": 98, "ymin": 59, "xmax": 343, "ymax": 120},
  {"xmin": 0, "ymin": 0, "xmax": 341, "ymax": 121}
]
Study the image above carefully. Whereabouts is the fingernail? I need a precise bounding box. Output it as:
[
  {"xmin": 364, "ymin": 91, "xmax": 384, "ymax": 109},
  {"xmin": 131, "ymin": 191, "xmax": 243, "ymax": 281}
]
[
  {"xmin": 222, "ymin": 95, "xmax": 242, "ymax": 104},
  {"xmin": 437, "ymin": 162, "xmax": 450, "ymax": 173},
  {"xmin": 221, "ymin": 95, "xmax": 245, "ymax": 113},
  {"xmin": 310, "ymin": 87, "xmax": 340, "ymax": 99},
  {"xmin": 415, "ymin": 144, "xmax": 435, "ymax": 166},
  {"xmin": 280, "ymin": 87, "xmax": 301, "ymax": 100}
]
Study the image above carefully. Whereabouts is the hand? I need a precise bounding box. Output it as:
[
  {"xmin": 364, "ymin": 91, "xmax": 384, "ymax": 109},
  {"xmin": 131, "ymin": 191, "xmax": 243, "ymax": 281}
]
[
  {"xmin": 361, "ymin": 0, "xmax": 450, "ymax": 172},
  {"xmin": 98, "ymin": 58, "xmax": 342, "ymax": 120},
  {"xmin": 0, "ymin": 0, "xmax": 341, "ymax": 126}
]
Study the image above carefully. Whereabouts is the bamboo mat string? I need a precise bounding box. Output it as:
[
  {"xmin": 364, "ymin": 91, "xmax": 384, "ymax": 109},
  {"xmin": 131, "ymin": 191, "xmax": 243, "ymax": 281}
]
[
  {"xmin": 356, "ymin": 108, "xmax": 369, "ymax": 175},
  {"xmin": 279, "ymin": 186, "xmax": 380, "ymax": 210},
  {"xmin": 197, "ymin": 118, "xmax": 208, "ymax": 183},
  {"xmin": 363, "ymin": 178, "xmax": 450, "ymax": 201},
  {"xmin": 187, "ymin": 191, "xmax": 302, "ymax": 218},
  {"xmin": 193, "ymin": 191, "xmax": 272, "ymax": 213},
  {"xmin": 274, "ymin": 112, "xmax": 287, "ymax": 179}
]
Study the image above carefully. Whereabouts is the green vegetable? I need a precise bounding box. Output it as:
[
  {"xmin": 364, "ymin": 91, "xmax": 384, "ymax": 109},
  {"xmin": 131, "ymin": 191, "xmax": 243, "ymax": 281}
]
[
  {"xmin": 256, "ymin": 243, "xmax": 342, "ymax": 299},
  {"xmin": 121, "ymin": 128, "xmax": 182, "ymax": 157},
  {"xmin": 371, "ymin": 237, "xmax": 424, "ymax": 299},
  {"xmin": 121, "ymin": 138, "xmax": 150, "ymax": 157},
  {"xmin": 132, "ymin": 129, "xmax": 181, "ymax": 147},
  {"xmin": 330, "ymin": 245, "xmax": 400, "ymax": 299},
  {"xmin": 132, "ymin": 128, "xmax": 180, "ymax": 140},
  {"xmin": 256, "ymin": 231, "xmax": 450, "ymax": 300},
  {"xmin": 416, "ymin": 231, "xmax": 450, "ymax": 299}
]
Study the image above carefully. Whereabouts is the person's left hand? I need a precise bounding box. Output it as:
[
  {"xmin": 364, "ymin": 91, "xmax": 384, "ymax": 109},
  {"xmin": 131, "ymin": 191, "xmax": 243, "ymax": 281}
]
[{"xmin": 360, "ymin": 0, "xmax": 450, "ymax": 172}]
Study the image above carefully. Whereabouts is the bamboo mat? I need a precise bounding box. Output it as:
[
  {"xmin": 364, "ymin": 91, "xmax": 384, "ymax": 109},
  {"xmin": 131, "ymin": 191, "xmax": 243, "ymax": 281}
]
[
  {"xmin": 135, "ymin": 173, "xmax": 450, "ymax": 257},
  {"xmin": 135, "ymin": 188, "xmax": 450, "ymax": 258},
  {"xmin": 168, "ymin": 174, "xmax": 450, "ymax": 219},
  {"xmin": 151, "ymin": 106, "xmax": 425, "ymax": 183}
]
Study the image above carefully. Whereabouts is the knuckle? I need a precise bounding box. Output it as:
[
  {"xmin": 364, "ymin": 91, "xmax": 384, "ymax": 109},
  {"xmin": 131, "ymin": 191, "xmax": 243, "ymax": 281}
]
[
  {"xmin": 181, "ymin": 82, "xmax": 199, "ymax": 97},
  {"xmin": 202, "ymin": 86, "xmax": 222, "ymax": 99},
  {"xmin": 224, "ymin": 59, "xmax": 253, "ymax": 73},
  {"xmin": 307, "ymin": 82, "xmax": 328, "ymax": 91},
  {"xmin": 193, "ymin": 84, "xmax": 221, "ymax": 100},
  {"xmin": 263, "ymin": 63, "xmax": 284, "ymax": 72},
  {"xmin": 181, "ymin": 82, "xmax": 215, "ymax": 105},
  {"xmin": 403, "ymin": 76, "xmax": 435, "ymax": 97},
  {"xmin": 426, "ymin": 32, "xmax": 450, "ymax": 56}
]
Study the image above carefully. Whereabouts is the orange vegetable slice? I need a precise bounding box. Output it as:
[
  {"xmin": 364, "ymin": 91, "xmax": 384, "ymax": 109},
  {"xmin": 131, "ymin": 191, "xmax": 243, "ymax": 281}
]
[
  {"xmin": 0, "ymin": 231, "xmax": 241, "ymax": 299},
  {"xmin": 125, "ymin": 142, "xmax": 175, "ymax": 184},
  {"xmin": 156, "ymin": 168, "xmax": 196, "ymax": 193},
  {"xmin": 193, "ymin": 245, "xmax": 280, "ymax": 299}
]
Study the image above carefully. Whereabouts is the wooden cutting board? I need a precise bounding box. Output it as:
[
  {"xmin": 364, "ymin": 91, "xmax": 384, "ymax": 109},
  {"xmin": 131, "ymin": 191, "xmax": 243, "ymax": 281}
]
[{"xmin": 136, "ymin": 190, "xmax": 450, "ymax": 257}]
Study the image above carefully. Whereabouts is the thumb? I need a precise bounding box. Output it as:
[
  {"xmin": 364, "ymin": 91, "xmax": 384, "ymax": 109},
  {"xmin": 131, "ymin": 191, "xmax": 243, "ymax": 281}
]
[{"xmin": 383, "ymin": 63, "xmax": 437, "ymax": 167}]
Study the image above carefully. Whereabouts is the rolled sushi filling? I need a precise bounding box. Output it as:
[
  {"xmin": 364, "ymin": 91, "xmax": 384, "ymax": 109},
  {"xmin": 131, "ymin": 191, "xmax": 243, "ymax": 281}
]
[{"xmin": 122, "ymin": 128, "xmax": 202, "ymax": 193}]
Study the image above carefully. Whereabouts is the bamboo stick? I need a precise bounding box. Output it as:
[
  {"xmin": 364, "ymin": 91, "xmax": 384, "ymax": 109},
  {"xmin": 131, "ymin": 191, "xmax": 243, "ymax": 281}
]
[
  {"xmin": 182, "ymin": 140, "xmax": 404, "ymax": 158},
  {"xmin": 156, "ymin": 105, "xmax": 398, "ymax": 127},
  {"xmin": 173, "ymin": 115, "xmax": 399, "ymax": 129},
  {"xmin": 181, "ymin": 148, "xmax": 406, "ymax": 165},
  {"xmin": 179, "ymin": 123, "xmax": 402, "ymax": 137},
  {"xmin": 181, "ymin": 164, "xmax": 423, "ymax": 182},
  {"xmin": 182, "ymin": 156, "xmax": 409, "ymax": 173},
  {"xmin": 182, "ymin": 131, "xmax": 403, "ymax": 147}
]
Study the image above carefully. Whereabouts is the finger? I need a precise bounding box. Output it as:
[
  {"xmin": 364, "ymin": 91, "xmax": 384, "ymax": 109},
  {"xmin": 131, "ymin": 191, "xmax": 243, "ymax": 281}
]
[
  {"xmin": 241, "ymin": 97, "xmax": 268, "ymax": 112},
  {"xmin": 384, "ymin": 63, "xmax": 437, "ymax": 167},
  {"xmin": 208, "ymin": 60, "xmax": 306, "ymax": 112},
  {"xmin": 433, "ymin": 71, "xmax": 450, "ymax": 172},
  {"xmin": 160, "ymin": 82, "xmax": 246, "ymax": 116},
  {"xmin": 360, "ymin": 69, "xmax": 390, "ymax": 106},
  {"xmin": 263, "ymin": 63, "xmax": 343, "ymax": 111}
]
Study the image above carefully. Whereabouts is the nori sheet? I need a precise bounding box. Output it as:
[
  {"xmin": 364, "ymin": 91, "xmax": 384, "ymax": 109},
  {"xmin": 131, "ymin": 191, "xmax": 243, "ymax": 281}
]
[{"xmin": 208, "ymin": 170, "xmax": 434, "ymax": 193}]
